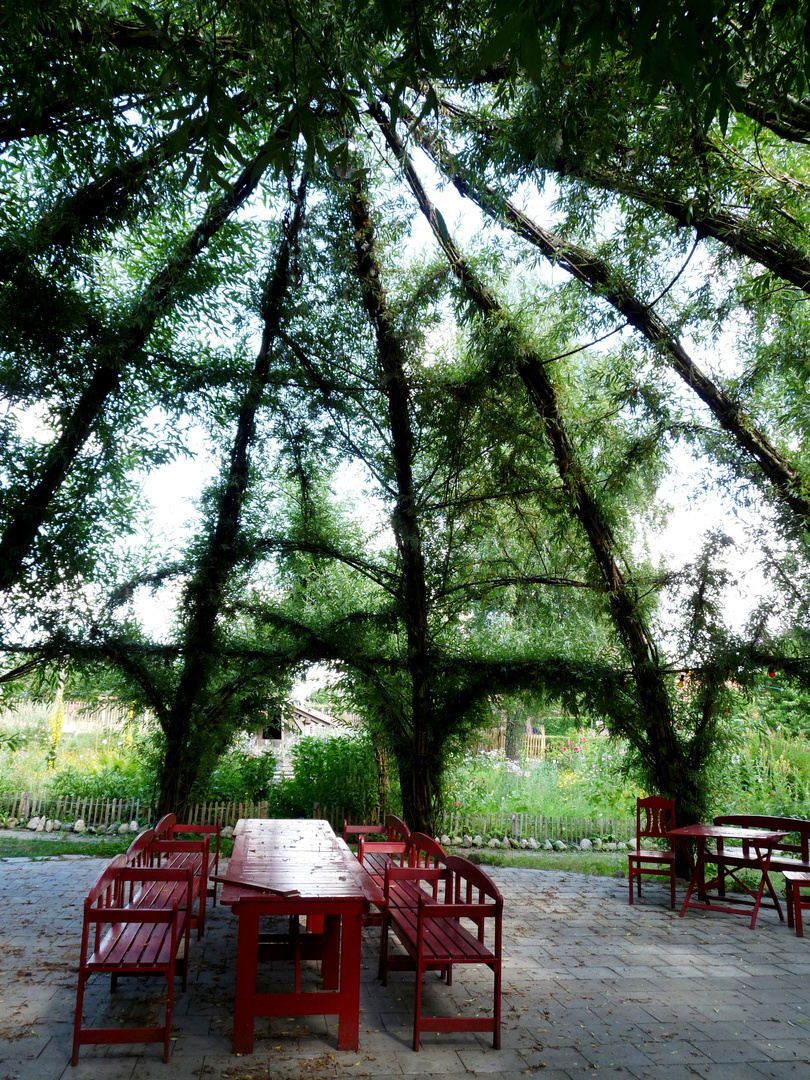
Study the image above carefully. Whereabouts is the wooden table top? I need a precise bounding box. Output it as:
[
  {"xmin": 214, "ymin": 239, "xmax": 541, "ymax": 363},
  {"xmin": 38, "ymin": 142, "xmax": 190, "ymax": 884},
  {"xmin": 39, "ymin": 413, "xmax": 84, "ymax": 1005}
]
[
  {"xmin": 220, "ymin": 819, "xmax": 384, "ymax": 905},
  {"xmin": 668, "ymin": 823, "xmax": 788, "ymax": 843}
]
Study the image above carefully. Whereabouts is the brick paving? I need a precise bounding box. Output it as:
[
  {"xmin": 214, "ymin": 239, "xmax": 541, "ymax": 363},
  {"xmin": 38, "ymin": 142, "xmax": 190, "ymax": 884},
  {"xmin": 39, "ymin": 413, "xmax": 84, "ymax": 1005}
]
[{"xmin": 2, "ymin": 856, "xmax": 810, "ymax": 1079}]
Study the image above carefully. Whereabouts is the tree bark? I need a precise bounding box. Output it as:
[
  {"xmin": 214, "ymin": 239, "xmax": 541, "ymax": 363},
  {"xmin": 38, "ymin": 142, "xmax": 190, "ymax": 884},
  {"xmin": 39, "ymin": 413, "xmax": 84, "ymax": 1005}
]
[
  {"xmin": 155, "ymin": 176, "xmax": 308, "ymax": 818},
  {"xmin": 347, "ymin": 178, "xmax": 440, "ymax": 834},
  {"xmin": 0, "ymin": 139, "xmax": 279, "ymax": 595},
  {"xmin": 374, "ymin": 103, "xmax": 704, "ymax": 825},
  {"xmin": 410, "ymin": 108, "xmax": 810, "ymax": 530}
]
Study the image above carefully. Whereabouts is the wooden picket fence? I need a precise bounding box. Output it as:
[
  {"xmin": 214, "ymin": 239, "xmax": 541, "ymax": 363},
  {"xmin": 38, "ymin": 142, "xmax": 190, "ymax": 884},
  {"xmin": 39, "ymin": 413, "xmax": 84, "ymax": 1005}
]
[
  {"xmin": 0, "ymin": 792, "xmax": 633, "ymax": 843},
  {"xmin": 314, "ymin": 804, "xmax": 633, "ymax": 843},
  {"xmin": 0, "ymin": 793, "xmax": 266, "ymax": 829}
]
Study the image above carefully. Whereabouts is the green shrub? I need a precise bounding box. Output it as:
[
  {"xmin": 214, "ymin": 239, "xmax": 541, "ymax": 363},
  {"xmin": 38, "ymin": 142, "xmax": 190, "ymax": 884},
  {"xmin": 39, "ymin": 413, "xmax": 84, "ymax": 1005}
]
[
  {"xmin": 268, "ymin": 734, "xmax": 378, "ymax": 820},
  {"xmin": 199, "ymin": 747, "xmax": 277, "ymax": 803},
  {"xmin": 49, "ymin": 747, "xmax": 154, "ymax": 800}
]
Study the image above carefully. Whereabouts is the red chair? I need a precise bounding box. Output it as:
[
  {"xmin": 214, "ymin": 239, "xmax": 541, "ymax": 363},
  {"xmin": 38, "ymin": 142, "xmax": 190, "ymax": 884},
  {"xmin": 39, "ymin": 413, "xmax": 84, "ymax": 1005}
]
[{"xmin": 628, "ymin": 796, "xmax": 677, "ymax": 908}]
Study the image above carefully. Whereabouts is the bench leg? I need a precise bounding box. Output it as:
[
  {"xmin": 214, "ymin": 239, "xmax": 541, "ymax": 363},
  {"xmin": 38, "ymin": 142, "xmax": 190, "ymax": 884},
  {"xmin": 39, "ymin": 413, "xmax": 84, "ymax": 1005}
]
[
  {"xmin": 378, "ymin": 916, "xmax": 390, "ymax": 985},
  {"xmin": 71, "ymin": 972, "xmax": 88, "ymax": 1066},
  {"xmin": 796, "ymin": 886, "xmax": 805, "ymax": 939},
  {"xmin": 413, "ymin": 955, "xmax": 425, "ymax": 1051}
]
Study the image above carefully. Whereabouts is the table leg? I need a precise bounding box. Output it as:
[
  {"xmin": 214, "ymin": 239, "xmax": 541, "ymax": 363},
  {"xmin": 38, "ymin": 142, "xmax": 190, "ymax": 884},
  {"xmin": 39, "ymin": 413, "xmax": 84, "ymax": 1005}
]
[
  {"xmin": 321, "ymin": 913, "xmax": 341, "ymax": 990},
  {"xmin": 749, "ymin": 844, "xmax": 782, "ymax": 929},
  {"xmin": 678, "ymin": 838, "xmax": 706, "ymax": 918},
  {"xmin": 232, "ymin": 904, "xmax": 260, "ymax": 1054},
  {"xmin": 336, "ymin": 902, "xmax": 363, "ymax": 1052}
]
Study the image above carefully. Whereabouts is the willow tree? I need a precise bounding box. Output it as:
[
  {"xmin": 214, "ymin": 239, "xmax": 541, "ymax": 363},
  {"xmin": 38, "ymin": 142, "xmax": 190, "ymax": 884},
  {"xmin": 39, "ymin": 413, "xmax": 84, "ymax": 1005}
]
[{"xmin": 3, "ymin": 1, "xmax": 810, "ymax": 821}]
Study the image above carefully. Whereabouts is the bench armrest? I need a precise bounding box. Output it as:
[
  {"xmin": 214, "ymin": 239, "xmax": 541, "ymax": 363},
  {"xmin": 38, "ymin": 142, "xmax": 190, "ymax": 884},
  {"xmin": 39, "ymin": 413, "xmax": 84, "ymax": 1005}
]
[{"xmin": 383, "ymin": 864, "xmax": 449, "ymax": 903}]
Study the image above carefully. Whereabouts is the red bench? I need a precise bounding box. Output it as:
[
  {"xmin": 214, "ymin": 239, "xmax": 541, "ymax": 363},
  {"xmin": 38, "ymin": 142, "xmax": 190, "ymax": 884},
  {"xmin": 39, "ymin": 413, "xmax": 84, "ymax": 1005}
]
[
  {"xmin": 150, "ymin": 814, "xmax": 219, "ymax": 936},
  {"xmin": 712, "ymin": 815, "xmax": 810, "ymax": 874},
  {"xmin": 71, "ymin": 853, "xmax": 194, "ymax": 1064},
  {"xmin": 350, "ymin": 815, "xmax": 412, "ymax": 925},
  {"xmin": 378, "ymin": 853, "xmax": 503, "ymax": 1050}
]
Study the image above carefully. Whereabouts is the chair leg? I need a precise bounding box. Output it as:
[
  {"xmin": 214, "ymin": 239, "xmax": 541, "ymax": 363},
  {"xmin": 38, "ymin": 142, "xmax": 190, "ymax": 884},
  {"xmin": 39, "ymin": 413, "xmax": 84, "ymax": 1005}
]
[{"xmin": 796, "ymin": 887, "xmax": 805, "ymax": 938}]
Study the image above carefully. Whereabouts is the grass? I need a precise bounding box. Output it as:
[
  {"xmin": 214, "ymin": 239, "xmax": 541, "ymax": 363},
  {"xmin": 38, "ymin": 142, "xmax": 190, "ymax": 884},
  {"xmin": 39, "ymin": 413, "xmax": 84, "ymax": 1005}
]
[
  {"xmin": 0, "ymin": 831, "xmax": 235, "ymax": 861},
  {"xmin": 462, "ymin": 848, "xmax": 628, "ymax": 876},
  {"xmin": 0, "ymin": 830, "xmax": 619, "ymax": 873},
  {"xmin": 0, "ymin": 833, "xmax": 132, "ymax": 859}
]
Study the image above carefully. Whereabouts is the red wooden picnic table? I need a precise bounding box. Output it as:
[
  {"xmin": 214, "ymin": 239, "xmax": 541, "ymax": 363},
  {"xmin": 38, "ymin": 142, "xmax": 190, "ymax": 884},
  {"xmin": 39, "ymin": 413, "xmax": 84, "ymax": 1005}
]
[
  {"xmin": 218, "ymin": 818, "xmax": 383, "ymax": 1053},
  {"xmin": 668, "ymin": 822, "xmax": 788, "ymax": 929}
]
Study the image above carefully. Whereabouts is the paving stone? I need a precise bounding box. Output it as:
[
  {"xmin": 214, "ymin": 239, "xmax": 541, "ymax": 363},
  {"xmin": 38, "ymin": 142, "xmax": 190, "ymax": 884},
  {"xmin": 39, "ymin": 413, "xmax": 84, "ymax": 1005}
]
[{"xmin": 3, "ymin": 858, "xmax": 810, "ymax": 1079}]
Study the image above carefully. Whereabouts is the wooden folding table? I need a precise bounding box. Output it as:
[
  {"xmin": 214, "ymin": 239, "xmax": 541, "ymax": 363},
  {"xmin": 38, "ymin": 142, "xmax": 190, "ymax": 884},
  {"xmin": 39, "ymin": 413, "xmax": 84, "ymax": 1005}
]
[
  {"xmin": 668, "ymin": 822, "xmax": 787, "ymax": 929},
  {"xmin": 219, "ymin": 818, "xmax": 383, "ymax": 1053}
]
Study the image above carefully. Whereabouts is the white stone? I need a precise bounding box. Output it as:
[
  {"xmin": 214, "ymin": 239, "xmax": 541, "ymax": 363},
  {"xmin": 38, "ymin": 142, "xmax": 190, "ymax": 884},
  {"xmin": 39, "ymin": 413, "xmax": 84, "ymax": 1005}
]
[
  {"xmin": 617, "ymin": 841, "xmax": 628, "ymax": 851},
  {"xmin": 26, "ymin": 816, "xmax": 40, "ymax": 831},
  {"xmin": 462, "ymin": 834, "xmax": 473, "ymax": 847},
  {"xmin": 527, "ymin": 836, "xmax": 541, "ymax": 850},
  {"xmin": 543, "ymin": 838, "xmax": 554, "ymax": 850},
  {"xmin": 473, "ymin": 835, "xmax": 483, "ymax": 847},
  {"xmin": 118, "ymin": 823, "xmax": 130, "ymax": 834},
  {"xmin": 221, "ymin": 826, "xmax": 235, "ymax": 838},
  {"xmin": 579, "ymin": 838, "xmax": 593, "ymax": 850},
  {"xmin": 6, "ymin": 817, "xmax": 17, "ymax": 829},
  {"xmin": 74, "ymin": 818, "xmax": 86, "ymax": 833},
  {"xmin": 520, "ymin": 839, "xmax": 529, "ymax": 849},
  {"xmin": 129, "ymin": 820, "xmax": 138, "ymax": 831},
  {"xmin": 53, "ymin": 819, "xmax": 61, "ymax": 830},
  {"xmin": 440, "ymin": 834, "xmax": 451, "ymax": 846},
  {"xmin": 44, "ymin": 820, "xmax": 54, "ymax": 832},
  {"xmin": 605, "ymin": 842, "xmax": 617, "ymax": 851},
  {"xmin": 487, "ymin": 837, "xmax": 501, "ymax": 848},
  {"xmin": 592, "ymin": 837, "xmax": 603, "ymax": 850},
  {"xmin": 553, "ymin": 840, "xmax": 567, "ymax": 851},
  {"xmin": 35, "ymin": 817, "xmax": 45, "ymax": 832},
  {"xmin": 451, "ymin": 836, "xmax": 463, "ymax": 846}
]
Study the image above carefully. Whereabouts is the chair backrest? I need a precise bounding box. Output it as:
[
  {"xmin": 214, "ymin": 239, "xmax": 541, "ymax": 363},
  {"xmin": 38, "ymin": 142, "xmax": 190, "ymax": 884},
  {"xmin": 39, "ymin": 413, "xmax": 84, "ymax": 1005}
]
[
  {"xmin": 385, "ymin": 814, "xmax": 410, "ymax": 843},
  {"xmin": 636, "ymin": 796, "xmax": 676, "ymax": 842}
]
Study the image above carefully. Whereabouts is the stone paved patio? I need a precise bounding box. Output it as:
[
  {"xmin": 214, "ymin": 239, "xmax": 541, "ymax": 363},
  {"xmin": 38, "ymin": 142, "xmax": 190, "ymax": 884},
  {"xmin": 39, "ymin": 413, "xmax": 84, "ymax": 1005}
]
[{"xmin": 2, "ymin": 855, "xmax": 810, "ymax": 1079}]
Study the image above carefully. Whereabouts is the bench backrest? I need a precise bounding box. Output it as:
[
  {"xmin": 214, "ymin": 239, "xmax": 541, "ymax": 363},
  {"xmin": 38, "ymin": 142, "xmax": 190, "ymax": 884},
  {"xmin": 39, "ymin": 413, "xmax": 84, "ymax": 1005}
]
[
  {"xmin": 153, "ymin": 813, "xmax": 177, "ymax": 841},
  {"xmin": 125, "ymin": 829, "xmax": 156, "ymax": 867},
  {"xmin": 85, "ymin": 853, "xmax": 127, "ymax": 909},
  {"xmin": 408, "ymin": 831, "xmax": 447, "ymax": 869},
  {"xmin": 445, "ymin": 855, "xmax": 504, "ymax": 949},
  {"xmin": 386, "ymin": 814, "xmax": 410, "ymax": 843},
  {"xmin": 713, "ymin": 814, "xmax": 810, "ymax": 861}
]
